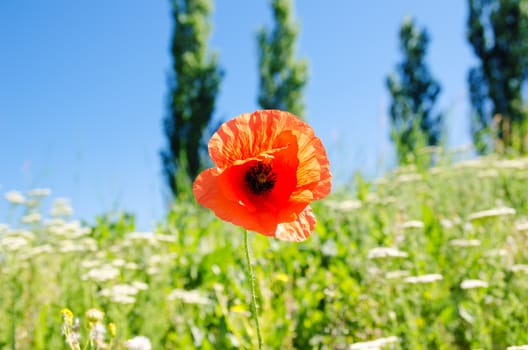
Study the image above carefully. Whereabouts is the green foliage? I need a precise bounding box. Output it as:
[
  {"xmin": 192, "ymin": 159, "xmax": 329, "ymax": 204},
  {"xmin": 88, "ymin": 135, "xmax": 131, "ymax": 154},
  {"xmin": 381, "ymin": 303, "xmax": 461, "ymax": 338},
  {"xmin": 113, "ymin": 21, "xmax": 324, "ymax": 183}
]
[
  {"xmin": 257, "ymin": 0, "xmax": 309, "ymax": 118},
  {"xmin": 467, "ymin": 0, "xmax": 528, "ymax": 154},
  {"xmin": 3, "ymin": 156, "xmax": 528, "ymax": 348},
  {"xmin": 161, "ymin": 0, "xmax": 223, "ymax": 196},
  {"xmin": 387, "ymin": 17, "xmax": 443, "ymax": 165}
]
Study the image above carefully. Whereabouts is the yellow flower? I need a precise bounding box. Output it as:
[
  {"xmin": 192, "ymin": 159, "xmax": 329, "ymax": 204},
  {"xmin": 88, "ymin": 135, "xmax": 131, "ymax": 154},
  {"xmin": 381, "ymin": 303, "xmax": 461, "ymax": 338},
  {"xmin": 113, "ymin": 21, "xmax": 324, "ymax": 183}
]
[
  {"xmin": 274, "ymin": 273, "xmax": 289, "ymax": 282},
  {"xmin": 61, "ymin": 308, "xmax": 74, "ymax": 326},
  {"xmin": 108, "ymin": 323, "xmax": 117, "ymax": 337}
]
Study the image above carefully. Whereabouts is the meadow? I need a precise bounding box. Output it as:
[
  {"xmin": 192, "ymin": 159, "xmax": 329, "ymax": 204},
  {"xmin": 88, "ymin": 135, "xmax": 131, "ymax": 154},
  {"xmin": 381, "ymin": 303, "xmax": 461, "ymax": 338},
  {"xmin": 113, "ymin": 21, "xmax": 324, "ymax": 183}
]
[{"xmin": 1, "ymin": 154, "xmax": 528, "ymax": 349}]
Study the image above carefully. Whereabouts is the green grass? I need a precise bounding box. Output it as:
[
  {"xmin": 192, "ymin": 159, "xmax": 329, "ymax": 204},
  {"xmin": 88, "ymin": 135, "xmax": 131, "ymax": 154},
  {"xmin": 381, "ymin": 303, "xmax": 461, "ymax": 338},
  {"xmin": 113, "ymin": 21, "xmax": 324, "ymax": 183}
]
[{"xmin": 1, "ymin": 155, "xmax": 528, "ymax": 349}]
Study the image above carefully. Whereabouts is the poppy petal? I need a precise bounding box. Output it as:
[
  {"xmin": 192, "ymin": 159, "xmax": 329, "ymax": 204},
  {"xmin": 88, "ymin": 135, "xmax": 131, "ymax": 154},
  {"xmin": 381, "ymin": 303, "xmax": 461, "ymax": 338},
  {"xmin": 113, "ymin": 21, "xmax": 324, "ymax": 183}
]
[
  {"xmin": 208, "ymin": 110, "xmax": 315, "ymax": 168},
  {"xmin": 293, "ymin": 129, "xmax": 332, "ymax": 200},
  {"xmin": 275, "ymin": 206, "xmax": 316, "ymax": 242}
]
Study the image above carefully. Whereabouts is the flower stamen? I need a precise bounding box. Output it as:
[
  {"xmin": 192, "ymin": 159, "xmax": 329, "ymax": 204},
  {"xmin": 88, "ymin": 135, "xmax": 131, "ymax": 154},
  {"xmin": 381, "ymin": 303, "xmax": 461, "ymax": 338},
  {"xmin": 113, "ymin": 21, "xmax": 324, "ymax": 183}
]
[{"xmin": 245, "ymin": 161, "xmax": 277, "ymax": 195}]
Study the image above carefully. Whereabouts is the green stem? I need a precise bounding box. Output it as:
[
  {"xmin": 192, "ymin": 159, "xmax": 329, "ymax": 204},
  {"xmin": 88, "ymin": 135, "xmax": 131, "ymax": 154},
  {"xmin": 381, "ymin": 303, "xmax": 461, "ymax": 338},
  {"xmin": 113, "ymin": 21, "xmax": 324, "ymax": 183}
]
[{"xmin": 243, "ymin": 230, "xmax": 263, "ymax": 349}]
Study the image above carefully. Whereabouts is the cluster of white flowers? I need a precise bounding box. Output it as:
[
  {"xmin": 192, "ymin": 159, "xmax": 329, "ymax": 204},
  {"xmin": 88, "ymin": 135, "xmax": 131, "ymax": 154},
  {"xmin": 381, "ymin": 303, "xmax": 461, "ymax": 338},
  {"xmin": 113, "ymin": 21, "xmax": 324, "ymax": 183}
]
[
  {"xmin": 167, "ymin": 288, "xmax": 211, "ymax": 305},
  {"xmin": 396, "ymin": 173, "xmax": 423, "ymax": 183},
  {"xmin": 468, "ymin": 207, "xmax": 516, "ymax": 221},
  {"xmin": 124, "ymin": 336, "xmax": 152, "ymax": 350},
  {"xmin": 20, "ymin": 212, "xmax": 42, "ymax": 224},
  {"xmin": 509, "ymin": 264, "xmax": 528, "ymax": 273},
  {"xmin": 82, "ymin": 264, "xmax": 120, "ymax": 282},
  {"xmin": 400, "ymin": 220, "xmax": 424, "ymax": 230},
  {"xmin": 349, "ymin": 336, "xmax": 399, "ymax": 350},
  {"xmin": 27, "ymin": 188, "xmax": 52, "ymax": 198},
  {"xmin": 50, "ymin": 198, "xmax": 74, "ymax": 217},
  {"xmin": 99, "ymin": 282, "xmax": 147, "ymax": 305},
  {"xmin": 367, "ymin": 247, "xmax": 408, "ymax": 260},
  {"xmin": 385, "ymin": 270, "xmax": 410, "ymax": 280},
  {"xmin": 449, "ymin": 239, "xmax": 481, "ymax": 248},
  {"xmin": 4, "ymin": 190, "xmax": 26, "ymax": 204},
  {"xmin": 460, "ymin": 279, "xmax": 489, "ymax": 290},
  {"xmin": 404, "ymin": 274, "xmax": 443, "ymax": 284}
]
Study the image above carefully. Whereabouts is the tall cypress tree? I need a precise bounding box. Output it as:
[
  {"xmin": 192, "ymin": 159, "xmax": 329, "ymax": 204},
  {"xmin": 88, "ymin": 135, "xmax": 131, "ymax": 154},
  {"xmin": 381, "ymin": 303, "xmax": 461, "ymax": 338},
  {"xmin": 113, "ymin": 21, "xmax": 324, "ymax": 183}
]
[
  {"xmin": 257, "ymin": 0, "xmax": 308, "ymax": 118},
  {"xmin": 386, "ymin": 17, "xmax": 442, "ymax": 164},
  {"xmin": 161, "ymin": 0, "xmax": 222, "ymax": 196},
  {"xmin": 467, "ymin": 0, "xmax": 528, "ymax": 154}
]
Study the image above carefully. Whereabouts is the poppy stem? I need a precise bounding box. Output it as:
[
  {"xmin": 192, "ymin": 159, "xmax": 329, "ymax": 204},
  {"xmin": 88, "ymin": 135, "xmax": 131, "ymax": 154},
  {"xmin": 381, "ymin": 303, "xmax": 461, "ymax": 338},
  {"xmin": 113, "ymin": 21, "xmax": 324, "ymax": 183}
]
[{"xmin": 243, "ymin": 230, "xmax": 263, "ymax": 349}]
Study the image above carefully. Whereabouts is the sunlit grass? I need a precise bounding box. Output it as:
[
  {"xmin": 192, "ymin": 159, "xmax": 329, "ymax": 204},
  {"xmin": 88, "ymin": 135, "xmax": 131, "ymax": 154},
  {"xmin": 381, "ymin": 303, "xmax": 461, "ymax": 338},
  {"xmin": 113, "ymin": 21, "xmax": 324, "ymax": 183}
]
[{"xmin": 1, "ymin": 155, "xmax": 528, "ymax": 349}]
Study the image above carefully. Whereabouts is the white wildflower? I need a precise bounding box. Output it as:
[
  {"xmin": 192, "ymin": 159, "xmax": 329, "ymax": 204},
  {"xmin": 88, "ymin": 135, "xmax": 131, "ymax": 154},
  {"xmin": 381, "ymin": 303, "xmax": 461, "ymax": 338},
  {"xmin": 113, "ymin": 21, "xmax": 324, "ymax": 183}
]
[
  {"xmin": 29, "ymin": 244, "xmax": 54, "ymax": 256},
  {"xmin": 27, "ymin": 188, "xmax": 51, "ymax": 197},
  {"xmin": 477, "ymin": 169, "xmax": 499, "ymax": 178},
  {"xmin": 349, "ymin": 335, "xmax": 399, "ymax": 349},
  {"xmin": 396, "ymin": 173, "xmax": 422, "ymax": 183},
  {"xmin": 485, "ymin": 249, "xmax": 508, "ymax": 257},
  {"xmin": 494, "ymin": 159, "xmax": 528, "ymax": 169},
  {"xmin": 81, "ymin": 259, "xmax": 102, "ymax": 269},
  {"xmin": 124, "ymin": 336, "xmax": 152, "ymax": 350},
  {"xmin": 82, "ymin": 265, "xmax": 119, "ymax": 282},
  {"xmin": 125, "ymin": 262, "xmax": 139, "ymax": 270},
  {"xmin": 0, "ymin": 237, "xmax": 28, "ymax": 251},
  {"xmin": 404, "ymin": 274, "xmax": 443, "ymax": 284},
  {"xmin": 367, "ymin": 247, "xmax": 408, "ymax": 259},
  {"xmin": 112, "ymin": 259, "xmax": 126, "ymax": 267},
  {"xmin": 0, "ymin": 236, "xmax": 30, "ymax": 251},
  {"xmin": 112, "ymin": 295, "xmax": 136, "ymax": 304},
  {"xmin": 89, "ymin": 323, "xmax": 106, "ymax": 345},
  {"xmin": 58, "ymin": 240, "xmax": 88, "ymax": 253},
  {"xmin": 167, "ymin": 288, "xmax": 211, "ymax": 305},
  {"xmin": 153, "ymin": 234, "xmax": 177, "ymax": 243},
  {"xmin": 401, "ymin": 220, "xmax": 424, "ymax": 230},
  {"xmin": 21, "ymin": 212, "xmax": 42, "ymax": 224},
  {"xmin": 385, "ymin": 270, "xmax": 410, "ymax": 280},
  {"xmin": 109, "ymin": 284, "xmax": 140, "ymax": 297},
  {"xmin": 147, "ymin": 255, "xmax": 163, "ymax": 266},
  {"xmin": 508, "ymin": 345, "xmax": 528, "ymax": 350},
  {"xmin": 460, "ymin": 279, "xmax": 489, "ymax": 290},
  {"xmin": 99, "ymin": 284, "xmax": 144, "ymax": 304},
  {"xmin": 146, "ymin": 266, "xmax": 160, "ymax": 275},
  {"xmin": 62, "ymin": 220, "xmax": 90, "ymax": 238},
  {"xmin": 131, "ymin": 281, "xmax": 148, "ymax": 291},
  {"xmin": 509, "ymin": 264, "xmax": 528, "ymax": 273},
  {"xmin": 48, "ymin": 220, "xmax": 90, "ymax": 238},
  {"xmin": 454, "ymin": 159, "xmax": 488, "ymax": 169},
  {"xmin": 440, "ymin": 219, "xmax": 454, "ymax": 229},
  {"xmin": 79, "ymin": 238, "xmax": 97, "ymax": 251},
  {"xmin": 468, "ymin": 207, "xmax": 516, "ymax": 221},
  {"xmin": 4, "ymin": 190, "xmax": 25, "ymax": 204},
  {"xmin": 449, "ymin": 239, "xmax": 481, "ymax": 247},
  {"xmin": 50, "ymin": 198, "xmax": 73, "ymax": 217},
  {"xmin": 5, "ymin": 229, "xmax": 35, "ymax": 241},
  {"xmin": 127, "ymin": 232, "xmax": 157, "ymax": 244}
]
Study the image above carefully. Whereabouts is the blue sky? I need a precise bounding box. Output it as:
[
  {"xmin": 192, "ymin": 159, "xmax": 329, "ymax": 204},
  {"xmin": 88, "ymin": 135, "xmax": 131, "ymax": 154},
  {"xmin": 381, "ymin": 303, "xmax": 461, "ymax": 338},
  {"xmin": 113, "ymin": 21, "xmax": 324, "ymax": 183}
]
[{"xmin": 0, "ymin": 1, "xmax": 474, "ymax": 229}]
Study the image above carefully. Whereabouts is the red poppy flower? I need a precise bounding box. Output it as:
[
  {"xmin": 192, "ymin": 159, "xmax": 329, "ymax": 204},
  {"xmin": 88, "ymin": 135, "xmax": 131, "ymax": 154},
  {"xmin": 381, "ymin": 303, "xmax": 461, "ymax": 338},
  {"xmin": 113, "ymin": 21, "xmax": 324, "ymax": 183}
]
[{"xmin": 193, "ymin": 110, "xmax": 332, "ymax": 242}]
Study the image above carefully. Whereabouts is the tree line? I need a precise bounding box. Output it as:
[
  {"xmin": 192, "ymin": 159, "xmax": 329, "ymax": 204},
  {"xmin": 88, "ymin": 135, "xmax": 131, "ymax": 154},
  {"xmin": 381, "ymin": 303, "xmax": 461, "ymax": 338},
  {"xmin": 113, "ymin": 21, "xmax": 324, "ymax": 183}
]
[{"xmin": 161, "ymin": 0, "xmax": 528, "ymax": 197}]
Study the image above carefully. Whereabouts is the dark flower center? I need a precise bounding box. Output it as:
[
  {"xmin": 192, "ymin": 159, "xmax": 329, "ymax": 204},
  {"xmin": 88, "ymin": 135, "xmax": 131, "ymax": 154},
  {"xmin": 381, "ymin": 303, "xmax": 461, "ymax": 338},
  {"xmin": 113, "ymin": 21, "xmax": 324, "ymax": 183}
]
[{"xmin": 245, "ymin": 161, "xmax": 277, "ymax": 195}]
